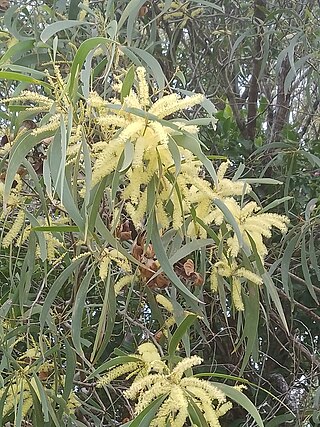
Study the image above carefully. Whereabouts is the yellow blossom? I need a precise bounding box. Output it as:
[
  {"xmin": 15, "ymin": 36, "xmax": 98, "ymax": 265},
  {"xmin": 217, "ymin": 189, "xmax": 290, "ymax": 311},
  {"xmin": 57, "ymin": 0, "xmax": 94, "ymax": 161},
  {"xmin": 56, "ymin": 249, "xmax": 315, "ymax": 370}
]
[{"xmin": 2, "ymin": 210, "xmax": 25, "ymax": 248}]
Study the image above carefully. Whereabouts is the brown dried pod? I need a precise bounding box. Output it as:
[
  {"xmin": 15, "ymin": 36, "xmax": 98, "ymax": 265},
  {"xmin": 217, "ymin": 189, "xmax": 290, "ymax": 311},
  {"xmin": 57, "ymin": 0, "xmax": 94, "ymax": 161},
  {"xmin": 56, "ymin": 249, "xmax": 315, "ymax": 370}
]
[
  {"xmin": 183, "ymin": 259, "xmax": 194, "ymax": 276},
  {"xmin": 0, "ymin": 0, "xmax": 9, "ymax": 12}
]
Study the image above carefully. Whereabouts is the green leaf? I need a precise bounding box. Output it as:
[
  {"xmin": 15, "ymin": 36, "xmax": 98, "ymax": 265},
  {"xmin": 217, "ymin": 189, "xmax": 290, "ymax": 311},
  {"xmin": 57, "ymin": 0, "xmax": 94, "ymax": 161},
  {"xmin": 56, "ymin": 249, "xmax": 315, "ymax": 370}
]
[
  {"xmin": 68, "ymin": 0, "xmax": 81, "ymax": 19},
  {"xmin": 151, "ymin": 219, "xmax": 200, "ymax": 303},
  {"xmin": 121, "ymin": 65, "xmax": 135, "ymax": 103},
  {"xmin": 238, "ymin": 284, "xmax": 260, "ymax": 375},
  {"xmin": 3, "ymin": 130, "xmax": 53, "ymax": 205},
  {"xmin": 30, "ymin": 374, "xmax": 49, "ymax": 422},
  {"xmin": 0, "ymin": 40, "xmax": 34, "ymax": 66},
  {"xmin": 0, "ymin": 71, "xmax": 50, "ymax": 88},
  {"xmin": 40, "ymin": 258, "xmax": 85, "ymax": 330},
  {"xmin": 68, "ymin": 37, "xmax": 113, "ymax": 99},
  {"xmin": 90, "ymin": 271, "xmax": 116, "ymax": 363},
  {"xmin": 40, "ymin": 20, "xmax": 91, "ymax": 43},
  {"xmin": 31, "ymin": 226, "xmax": 80, "ymax": 232},
  {"xmin": 214, "ymin": 198, "xmax": 245, "ymax": 251},
  {"xmin": 168, "ymin": 314, "xmax": 197, "ymax": 357},
  {"xmin": 281, "ymin": 232, "xmax": 300, "ymax": 297},
  {"xmin": 301, "ymin": 234, "xmax": 318, "ymax": 303},
  {"xmin": 266, "ymin": 413, "xmax": 295, "ymax": 427},
  {"xmin": 125, "ymin": 395, "xmax": 167, "ymax": 427},
  {"xmin": 121, "ymin": 46, "xmax": 165, "ymax": 90},
  {"xmin": 188, "ymin": 399, "xmax": 210, "ymax": 427},
  {"xmin": 212, "ymin": 383, "xmax": 264, "ymax": 427},
  {"xmin": 72, "ymin": 266, "xmax": 95, "ymax": 356},
  {"xmin": 239, "ymin": 178, "xmax": 283, "ymax": 185},
  {"xmin": 260, "ymin": 196, "xmax": 293, "ymax": 213}
]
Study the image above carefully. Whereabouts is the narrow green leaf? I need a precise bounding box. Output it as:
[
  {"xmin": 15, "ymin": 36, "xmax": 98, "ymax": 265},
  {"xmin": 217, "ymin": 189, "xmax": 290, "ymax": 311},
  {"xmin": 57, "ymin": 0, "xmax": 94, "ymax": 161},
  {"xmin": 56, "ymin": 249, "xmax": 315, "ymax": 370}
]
[
  {"xmin": 68, "ymin": 37, "xmax": 113, "ymax": 98},
  {"xmin": 281, "ymin": 233, "xmax": 300, "ymax": 297},
  {"xmin": 266, "ymin": 413, "xmax": 295, "ymax": 427},
  {"xmin": 31, "ymin": 226, "xmax": 79, "ymax": 232},
  {"xmin": 121, "ymin": 65, "xmax": 135, "ymax": 103},
  {"xmin": 41, "ymin": 20, "xmax": 91, "ymax": 43},
  {"xmin": 188, "ymin": 399, "xmax": 210, "ymax": 427},
  {"xmin": 91, "ymin": 271, "xmax": 116, "ymax": 363},
  {"xmin": 126, "ymin": 395, "xmax": 167, "ymax": 427},
  {"xmin": 72, "ymin": 266, "xmax": 95, "ymax": 356},
  {"xmin": 31, "ymin": 374, "xmax": 49, "ymax": 422},
  {"xmin": 168, "ymin": 314, "xmax": 197, "ymax": 357},
  {"xmin": 261, "ymin": 196, "xmax": 293, "ymax": 213},
  {"xmin": 61, "ymin": 339, "xmax": 77, "ymax": 404},
  {"xmin": 151, "ymin": 221, "xmax": 200, "ymax": 302},
  {"xmin": 239, "ymin": 177, "xmax": 283, "ymax": 185},
  {"xmin": 4, "ymin": 130, "xmax": 54, "ymax": 205},
  {"xmin": 0, "ymin": 71, "xmax": 50, "ymax": 88},
  {"xmin": 121, "ymin": 46, "xmax": 165, "ymax": 90},
  {"xmin": 212, "ymin": 382, "xmax": 264, "ymax": 427},
  {"xmin": 40, "ymin": 258, "xmax": 85, "ymax": 330},
  {"xmin": 301, "ymin": 234, "xmax": 318, "ymax": 303},
  {"xmin": 214, "ymin": 198, "xmax": 245, "ymax": 251},
  {"xmin": 0, "ymin": 40, "xmax": 34, "ymax": 66}
]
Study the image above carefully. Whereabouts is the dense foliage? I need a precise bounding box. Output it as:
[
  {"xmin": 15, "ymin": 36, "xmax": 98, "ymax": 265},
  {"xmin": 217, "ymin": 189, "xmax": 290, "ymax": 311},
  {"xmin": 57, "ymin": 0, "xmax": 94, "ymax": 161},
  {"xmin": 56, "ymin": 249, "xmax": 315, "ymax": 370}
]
[{"xmin": 0, "ymin": 0, "xmax": 319, "ymax": 426}]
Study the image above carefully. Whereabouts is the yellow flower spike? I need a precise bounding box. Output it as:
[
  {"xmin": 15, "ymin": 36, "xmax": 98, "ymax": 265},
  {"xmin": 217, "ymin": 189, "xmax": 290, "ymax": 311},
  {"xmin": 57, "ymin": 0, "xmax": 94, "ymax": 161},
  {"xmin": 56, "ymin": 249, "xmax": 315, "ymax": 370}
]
[
  {"xmin": 2, "ymin": 210, "xmax": 25, "ymax": 248},
  {"xmin": 232, "ymin": 277, "xmax": 244, "ymax": 311},
  {"xmin": 210, "ymin": 266, "xmax": 219, "ymax": 292},
  {"xmin": 136, "ymin": 67, "xmax": 150, "ymax": 108},
  {"xmin": 170, "ymin": 355, "xmax": 203, "ymax": 383},
  {"xmin": 156, "ymin": 294, "xmax": 174, "ymax": 313},
  {"xmin": 95, "ymin": 342, "xmax": 235, "ymax": 426},
  {"xmin": 114, "ymin": 275, "xmax": 135, "ymax": 295},
  {"xmin": 97, "ymin": 362, "xmax": 141, "ymax": 387}
]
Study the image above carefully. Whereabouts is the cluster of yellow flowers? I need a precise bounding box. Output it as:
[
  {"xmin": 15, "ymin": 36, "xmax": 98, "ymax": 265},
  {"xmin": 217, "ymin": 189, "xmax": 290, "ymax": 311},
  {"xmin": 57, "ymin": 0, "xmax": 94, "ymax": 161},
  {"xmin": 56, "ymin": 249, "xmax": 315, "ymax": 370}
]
[
  {"xmin": 87, "ymin": 67, "xmax": 289, "ymax": 310},
  {"xmin": 0, "ymin": 344, "xmax": 80, "ymax": 419},
  {"xmin": 97, "ymin": 342, "xmax": 232, "ymax": 427},
  {"xmin": 0, "ymin": 65, "xmax": 289, "ymax": 311}
]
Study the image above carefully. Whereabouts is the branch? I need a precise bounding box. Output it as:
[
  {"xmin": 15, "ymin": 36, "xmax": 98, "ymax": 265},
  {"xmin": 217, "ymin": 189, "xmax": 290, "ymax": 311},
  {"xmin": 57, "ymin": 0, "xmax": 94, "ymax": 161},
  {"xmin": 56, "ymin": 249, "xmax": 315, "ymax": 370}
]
[
  {"xmin": 245, "ymin": 0, "xmax": 266, "ymax": 140},
  {"xmin": 270, "ymin": 56, "xmax": 291, "ymax": 142}
]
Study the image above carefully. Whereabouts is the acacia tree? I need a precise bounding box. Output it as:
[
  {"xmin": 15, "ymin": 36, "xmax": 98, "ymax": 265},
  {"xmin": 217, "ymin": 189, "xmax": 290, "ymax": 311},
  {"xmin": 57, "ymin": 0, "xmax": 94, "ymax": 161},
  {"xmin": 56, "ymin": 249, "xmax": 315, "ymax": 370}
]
[{"xmin": 0, "ymin": 1, "xmax": 319, "ymax": 426}]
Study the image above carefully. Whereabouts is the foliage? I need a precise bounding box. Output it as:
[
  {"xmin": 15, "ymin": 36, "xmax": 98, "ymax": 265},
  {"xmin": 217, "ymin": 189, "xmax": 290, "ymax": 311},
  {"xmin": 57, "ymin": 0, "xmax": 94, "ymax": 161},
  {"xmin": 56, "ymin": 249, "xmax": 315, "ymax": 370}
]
[{"xmin": 0, "ymin": 1, "xmax": 319, "ymax": 426}]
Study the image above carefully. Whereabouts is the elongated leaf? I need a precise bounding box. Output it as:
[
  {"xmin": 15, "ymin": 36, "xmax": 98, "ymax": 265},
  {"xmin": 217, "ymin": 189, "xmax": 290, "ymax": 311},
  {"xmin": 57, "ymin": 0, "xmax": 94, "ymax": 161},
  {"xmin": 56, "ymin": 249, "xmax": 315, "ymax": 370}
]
[
  {"xmin": 168, "ymin": 314, "xmax": 197, "ymax": 357},
  {"xmin": 238, "ymin": 284, "xmax": 260, "ymax": 375},
  {"xmin": 214, "ymin": 198, "xmax": 245, "ymax": 251},
  {"xmin": 301, "ymin": 234, "xmax": 318, "ymax": 303},
  {"xmin": 121, "ymin": 46, "xmax": 165, "ymax": 90},
  {"xmin": 212, "ymin": 382, "xmax": 264, "ymax": 427},
  {"xmin": 0, "ymin": 40, "xmax": 34, "ymax": 66},
  {"xmin": 188, "ymin": 398, "xmax": 210, "ymax": 427},
  {"xmin": 72, "ymin": 266, "xmax": 95, "ymax": 356},
  {"xmin": 261, "ymin": 196, "xmax": 293, "ymax": 213},
  {"xmin": 32, "ymin": 226, "xmax": 79, "ymax": 232},
  {"xmin": 30, "ymin": 375, "xmax": 49, "ymax": 422},
  {"xmin": 68, "ymin": 37, "xmax": 113, "ymax": 98},
  {"xmin": 3, "ymin": 130, "xmax": 53, "ymax": 205},
  {"xmin": 91, "ymin": 271, "xmax": 116, "ymax": 363},
  {"xmin": 121, "ymin": 65, "xmax": 135, "ymax": 102},
  {"xmin": 40, "ymin": 258, "xmax": 85, "ymax": 330},
  {"xmin": 0, "ymin": 71, "xmax": 50, "ymax": 88},
  {"xmin": 126, "ymin": 395, "xmax": 167, "ymax": 427},
  {"xmin": 281, "ymin": 233, "xmax": 300, "ymax": 297},
  {"xmin": 151, "ymin": 222, "xmax": 200, "ymax": 303},
  {"xmin": 41, "ymin": 20, "xmax": 91, "ymax": 43}
]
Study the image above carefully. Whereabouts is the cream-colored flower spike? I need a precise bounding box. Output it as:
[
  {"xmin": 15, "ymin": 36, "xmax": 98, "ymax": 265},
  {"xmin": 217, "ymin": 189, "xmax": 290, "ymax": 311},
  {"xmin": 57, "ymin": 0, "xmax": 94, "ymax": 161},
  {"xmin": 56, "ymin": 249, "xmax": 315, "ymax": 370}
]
[
  {"xmin": 210, "ymin": 256, "xmax": 263, "ymax": 311},
  {"xmin": 95, "ymin": 343, "xmax": 233, "ymax": 426},
  {"xmin": 211, "ymin": 198, "xmax": 289, "ymax": 258},
  {"xmin": 89, "ymin": 67, "xmax": 208, "ymax": 229}
]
